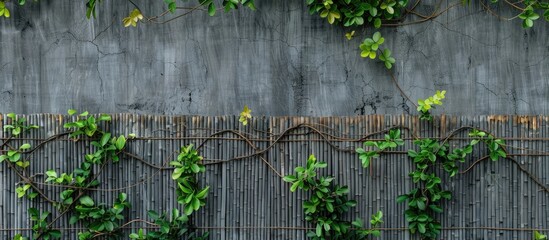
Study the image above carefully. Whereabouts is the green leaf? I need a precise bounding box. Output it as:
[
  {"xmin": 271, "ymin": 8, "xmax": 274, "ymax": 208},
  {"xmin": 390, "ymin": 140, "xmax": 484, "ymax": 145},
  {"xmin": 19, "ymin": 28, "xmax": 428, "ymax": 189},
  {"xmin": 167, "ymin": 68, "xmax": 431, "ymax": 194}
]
[
  {"xmin": 79, "ymin": 196, "xmax": 95, "ymax": 207},
  {"xmin": 396, "ymin": 194, "xmax": 408, "ymax": 203},
  {"xmin": 9, "ymin": 152, "xmax": 21, "ymax": 162},
  {"xmin": 49, "ymin": 230, "xmax": 61, "ymax": 238},
  {"xmin": 290, "ymin": 182, "xmax": 300, "ymax": 192},
  {"xmin": 116, "ymin": 135, "xmax": 126, "ymax": 150},
  {"xmin": 430, "ymin": 204, "xmax": 443, "ymax": 213},
  {"xmin": 208, "ymin": 3, "xmax": 216, "ymax": 16},
  {"xmin": 184, "ymin": 204, "xmax": 193, "ymax": 215},
  {"xmin": 374, "ymin": 18, "xmax": 381, "ymax": 28},
  {"xmin": 372, "ymin": 32, "xmax": 381, "ymax": 42},
  {"xmin": 418, "ymin": 223, "xmax": 426, "ymax": 233},
  {"xmin": 100, "ymin": 133, "xmax": 111, "ymax": 146},
  {"xmin": 417, "ymin": 200, "xmax": 426, "ymax": 210},
  {"xmin": 98, "ymin": 114, "xmax": 112, "ymax": 121},
  {"xmin": 69, "ymin": 215, "xmax": 79, "ymax": 224},
  {"xmin": 68, "ymin": 109, "xmax": 77, "ymax": 116},
  {"xmin": 104, "ymin": 221, "xmax": 114, "ymax": 232},
  {"xmin": 172, "ymin": 167, "xmax": 183, "ymax": 180},
  {"xmin": 192, "ymin": 197, "xmax": 200, "ymax": 210},
  {"xmin": 195, "ymin": 186, "xmax": 210, "ymax": 199},
  {"xmin": 316, "ymin": 223, "xmax": 322, "ymax": 237},
  {"xmin": 283, "ymin": 175, "xmax": 297, "ymax": 183},
  {"xmin": 326, "ymin": 202, "xmax": 334, "ymax": 212},
  {"xmin": 191, "ymin": 163, "xmax": 200, "ymax": 173},
  {"xmin": 147, "ymin": 210, "xmax": 159, "ymax": 220},
  {"xmin": 20, "ymin": 143, "xmax": 31, "ymax": 150},
  {"xmin": 119, "ymin": 192, "xmax": 127, "ymax": 202}
]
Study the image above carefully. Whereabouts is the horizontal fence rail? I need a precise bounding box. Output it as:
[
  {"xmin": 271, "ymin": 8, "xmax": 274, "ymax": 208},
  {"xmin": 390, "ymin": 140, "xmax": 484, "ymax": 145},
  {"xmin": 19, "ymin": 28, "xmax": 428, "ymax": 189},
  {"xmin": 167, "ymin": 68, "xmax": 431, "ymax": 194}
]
[{"xmin": 1, "ymin": 114, "xmax": 548, "ymax": 239}]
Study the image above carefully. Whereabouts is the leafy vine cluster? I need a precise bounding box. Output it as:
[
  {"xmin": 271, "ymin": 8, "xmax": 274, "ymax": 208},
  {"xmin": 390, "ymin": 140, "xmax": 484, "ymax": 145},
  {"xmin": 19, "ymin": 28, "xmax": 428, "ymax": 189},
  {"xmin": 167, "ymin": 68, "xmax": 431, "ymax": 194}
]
[
  {"xmin": 1, "ymin": 110, "xmax": 209, "ymax": 240},
  {"xmin": 2, "ymin": 92, "xmax": 549, "ymax": 239},
  {"xmin": 1, "ymin": 0, "xmax": 547, "ymax": 70},
  {"xmin": 283, "ymin": 154, "xmax": 383, "ymax": 239},
  {"xmin": 354, "ymin": 92, "xmax": 519, "ymax": 239}
]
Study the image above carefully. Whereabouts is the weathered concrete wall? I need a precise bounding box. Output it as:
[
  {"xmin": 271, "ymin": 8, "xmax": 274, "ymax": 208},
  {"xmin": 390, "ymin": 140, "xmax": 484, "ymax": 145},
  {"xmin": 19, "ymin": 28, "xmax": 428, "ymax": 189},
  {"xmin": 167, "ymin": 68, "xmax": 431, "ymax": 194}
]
[{"xmin": 0, "ymin": 1, "xmax": 548, "ymax": 115}]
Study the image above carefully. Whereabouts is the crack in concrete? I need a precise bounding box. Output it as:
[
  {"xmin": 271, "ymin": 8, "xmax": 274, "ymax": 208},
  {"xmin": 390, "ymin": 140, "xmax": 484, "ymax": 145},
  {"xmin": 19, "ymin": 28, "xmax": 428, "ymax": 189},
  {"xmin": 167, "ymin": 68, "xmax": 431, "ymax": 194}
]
[{"xmin": 475, "ymin": 80, "xmax": 498, "ymax": 97}]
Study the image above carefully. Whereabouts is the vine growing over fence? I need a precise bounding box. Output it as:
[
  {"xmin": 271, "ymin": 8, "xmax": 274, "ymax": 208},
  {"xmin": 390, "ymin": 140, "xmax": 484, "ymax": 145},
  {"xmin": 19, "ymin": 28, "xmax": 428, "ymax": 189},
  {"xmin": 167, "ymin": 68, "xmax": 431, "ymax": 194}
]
[
  {"xmin": 1, "ymin": 110, "xmax": 209, "ymax": 240},
  {"xmin": 283, "ymin": 154, "xmax": 383, "ymax": 239},
  {"xmin": 355, "ymin": 91, "xmax": 517, "ymax": 239},
  {"xmin": 2, "ymin": 106, "xmax": 549, "ymax": 239}
]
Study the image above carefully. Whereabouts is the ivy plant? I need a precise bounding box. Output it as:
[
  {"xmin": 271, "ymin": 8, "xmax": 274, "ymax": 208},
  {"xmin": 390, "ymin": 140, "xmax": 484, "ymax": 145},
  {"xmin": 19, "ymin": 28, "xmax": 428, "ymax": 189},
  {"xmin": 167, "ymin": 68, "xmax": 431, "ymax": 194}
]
[
  {"xmin": 0, "ymin": 1, "xmax": 11, "ymax": 18},
  {"xmin": 63, "ymin": 109, "xmax": 111, "ymax": 138},
  {"xmin": 28, "ymin": 208, "xmax": 61, "ymax": 240},
  {"xmin": 71, "ymin": 193, "xmax": 130, "ymax": 239},
  {"xmin": 307, "ymin": 0, "xmax": 407, "ymax": 69},
  {"xmin": 130, "ymin": 209, "xmax": 209, "ymax": 239},
  {"xmin": 356, "ymin": 129, "xmax": 404, "ymax": 168},
  {"xmin": 171, "ymin": 144, "xmax": 210, "ymax": 216},
  {"xmin": 3, "ymin": 113, "xmax": 39, "ymax": 136},
  {"xmin": 239, "ymin": 105, "xmax": 252, "ymax": 126},
  {"xmin": 283, "ymin": 154, "xmax": 382, "ymax": 239},
  {"xmin": 123, "ymin": 9, "xmax": 143, "ymax": 27},
  {"xmin": 357, "ymin": 92, "xmax": 509, "ymax": 239},
  {"xmin": 534, "ymin": 230, "xmax": 548, "ymax": 240},
  {"xmin": 416, "ymin": 90, "xmax": 446, "ymax": 121}
]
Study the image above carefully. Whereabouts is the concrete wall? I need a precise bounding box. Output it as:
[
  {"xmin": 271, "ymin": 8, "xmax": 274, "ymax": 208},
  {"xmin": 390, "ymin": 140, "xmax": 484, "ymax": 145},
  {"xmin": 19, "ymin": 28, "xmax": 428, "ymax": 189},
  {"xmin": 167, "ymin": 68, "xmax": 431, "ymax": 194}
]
[{"xmin": 0, "ymin": 1, "xmax": 548, "ymax": 115}]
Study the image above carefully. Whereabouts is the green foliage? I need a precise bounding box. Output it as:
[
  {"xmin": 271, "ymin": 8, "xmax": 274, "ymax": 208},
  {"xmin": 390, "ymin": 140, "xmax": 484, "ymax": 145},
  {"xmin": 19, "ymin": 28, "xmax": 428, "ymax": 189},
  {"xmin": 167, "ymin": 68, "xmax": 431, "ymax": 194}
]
[
  {"xmin": 86, "ymin": 0, "xmax": 100, "ymax": 19},
  {"xmin": 15, "ymin": 183, "xmax": 37, "ymax": 199},
  {"xmin": 16, "ymin": 184, "xmax": 29, "ymax": 198},
  {"xmin": 0, "ymin": 143, "xmax": 31, "ymax": 163},
  {"xmin": 358, "ymin": 32, "xmax": 395, "ymax": 69},
  {"xmin": 351, "ymin": 211, "xmax": 384, "ymax": 237},
  {"xmin": 13, "ymin": 233, "xmax": 28, "ymax": 240},
  {"xmin": 129, "ymin": 229, "xmax": 147, "ymax": 240},
  {"xmin": 0, "ymin": 1, "xmax": 10, "ymax": 18},
  {"xmin": 481, "ymin": 0, "xmax": 549, "ymax": 28},
  {"xmin": 306, "ymin": 0, "xmax": 407, "ymax": 27},
  {"xmin": 130, "ymin": 209, "xmax": 209, "ymax": 239},
  {"xmin": 283, "ymin": 154, "xmax": 382, "ymax": 239},
  {"xmin": 307, "ymin": 0, "xmax": 405, "ymax": 68},
  {"xmin": 63, "ymin": 109, "xmax": 111, "ymax": 138},
  {"xmin": 170, "ymin": 144, "xmax": 209, "ymax": 216},
  {"xmin": 356, "ymin": 129, "xmax": 403, "ymax": 168},
  {"xmin": 3, "ymin": 113, "xmax": 39, "ymax": 136},
  {"xmin": 534, "ymin": 230, "xmax": 548, "ymax": 240},
  {"xmin": 520, "ymin": 6, "xmax": 540, "ymax": 28},
  {"xmin": 239, "ymin": 105, "xmax": 252, "ymax": 126},
  {"xmin": 164, "ymin": 0, "xmax": 255, "ymax": 17},
  {"xmin": 355, "ymin": 112, "xmax": 507, "ymax": 240},
  {"xmin": 360, "ymin": 32, "xmax": 384, "ymax": 59},
  {"xmin": 89, "ymin": 133, "xmax": 127, "ymax": 163},
  {"xmin": 28, "ymin": 208, "xmax": 61, "ymax": 240},
  {"xmin": 416, "ymin": 90, "xmax": 446, "ymax": 121},
  {"xmin": 379, "ymin": 49, "xmax": 396, "ymax": 69},
  {"xmin": 398, "ymin": 129, "xmax": 506, "ymax": 239},
  {"xmin": 8, "ymin": 110, "xmax": 211, "ymax": 240},
  {"xmin": 123, "ymin": 9, "xmax": 143, "ymax": 27},
  {"xmin": 71, "ymin": 193, "xmax": 130, "ymax": 239}
]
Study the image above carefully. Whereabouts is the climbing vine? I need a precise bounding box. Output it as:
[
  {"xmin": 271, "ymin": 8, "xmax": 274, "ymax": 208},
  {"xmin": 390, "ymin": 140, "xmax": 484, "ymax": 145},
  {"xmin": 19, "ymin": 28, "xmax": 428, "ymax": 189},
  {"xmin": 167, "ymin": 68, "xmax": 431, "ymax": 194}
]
[
  {"xmin": 304, "ymin": 0, "xmax": 549, "ymax": 70},
  {"xmin": 283, "ymin": 154, "xmax": 384, "ymax": 239},
  {"xmin": 356, "ymin": 91, "xmax": 515, "ymax": 239},
  {"xmin": 1, "ymin": 0, "xmax": 547, "ymax": 73},
  {"xmin": 0, "ymin": 110, "xmax": 210, "ymax": 239}
]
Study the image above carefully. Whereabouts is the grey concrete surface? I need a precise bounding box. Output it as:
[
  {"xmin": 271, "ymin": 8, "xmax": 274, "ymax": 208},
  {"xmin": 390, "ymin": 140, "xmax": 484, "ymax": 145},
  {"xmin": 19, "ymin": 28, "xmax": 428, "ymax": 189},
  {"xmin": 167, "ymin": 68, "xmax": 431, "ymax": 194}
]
[{"xmin": 0, "ymin": 1, "xmax": 547, "ymax": 115}]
